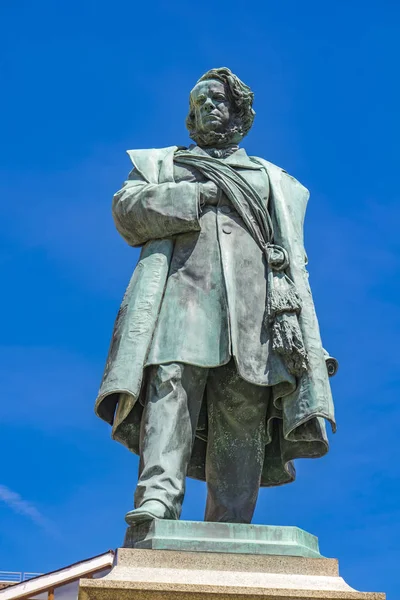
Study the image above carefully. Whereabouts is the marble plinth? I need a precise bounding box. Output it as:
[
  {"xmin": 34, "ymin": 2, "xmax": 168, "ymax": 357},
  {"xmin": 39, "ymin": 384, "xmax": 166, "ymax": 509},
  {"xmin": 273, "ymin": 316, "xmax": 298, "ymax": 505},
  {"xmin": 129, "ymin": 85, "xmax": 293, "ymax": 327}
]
[
  {"xmin": 123, "ymin": 520, "xmax": 322, "ymax": 558},
  {"xmin": 79, "ymin": 547, "xmax": 385, "ymax": 600}
]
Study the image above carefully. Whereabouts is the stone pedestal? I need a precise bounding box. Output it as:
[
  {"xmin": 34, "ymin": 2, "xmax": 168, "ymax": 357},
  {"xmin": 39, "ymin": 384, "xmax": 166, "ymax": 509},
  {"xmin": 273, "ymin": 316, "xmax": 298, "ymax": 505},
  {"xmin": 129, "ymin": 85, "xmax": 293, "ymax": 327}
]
[{"xmin": 79, "ymin": 521, "xmax": 385, "ymax": 600}]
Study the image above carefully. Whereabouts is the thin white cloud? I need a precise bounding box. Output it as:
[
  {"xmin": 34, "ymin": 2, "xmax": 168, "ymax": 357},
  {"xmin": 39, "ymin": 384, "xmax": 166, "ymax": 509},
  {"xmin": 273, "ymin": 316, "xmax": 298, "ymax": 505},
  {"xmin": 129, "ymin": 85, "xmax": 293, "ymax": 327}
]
[{"xmin": 0, "ymin": 484, "xmax": 57, "ymax": 536}]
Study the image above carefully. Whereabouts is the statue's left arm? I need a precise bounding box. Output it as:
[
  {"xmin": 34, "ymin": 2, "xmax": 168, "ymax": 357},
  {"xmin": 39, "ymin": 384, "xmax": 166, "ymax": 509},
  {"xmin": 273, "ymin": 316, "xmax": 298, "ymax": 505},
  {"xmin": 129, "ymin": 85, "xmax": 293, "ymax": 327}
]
[{"xmin": 264, "ymin": 161, "xmax": 338, "ymax": 379}]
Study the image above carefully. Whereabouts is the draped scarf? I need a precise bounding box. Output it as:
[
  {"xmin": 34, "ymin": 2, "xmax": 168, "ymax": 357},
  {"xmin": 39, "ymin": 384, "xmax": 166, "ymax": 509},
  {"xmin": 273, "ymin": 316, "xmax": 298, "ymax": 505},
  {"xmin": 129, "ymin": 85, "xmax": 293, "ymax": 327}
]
[{"xmin": 174, "ymin": 151, "xmax": 309, "ymax": 376}]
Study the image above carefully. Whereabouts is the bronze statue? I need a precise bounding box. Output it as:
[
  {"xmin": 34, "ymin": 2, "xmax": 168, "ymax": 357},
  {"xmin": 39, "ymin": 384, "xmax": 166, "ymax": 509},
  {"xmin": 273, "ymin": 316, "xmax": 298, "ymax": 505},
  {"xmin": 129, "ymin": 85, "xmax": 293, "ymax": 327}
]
[{"xmin": 95, "ymin": 68, "xmax": 337, "ymax": 525}]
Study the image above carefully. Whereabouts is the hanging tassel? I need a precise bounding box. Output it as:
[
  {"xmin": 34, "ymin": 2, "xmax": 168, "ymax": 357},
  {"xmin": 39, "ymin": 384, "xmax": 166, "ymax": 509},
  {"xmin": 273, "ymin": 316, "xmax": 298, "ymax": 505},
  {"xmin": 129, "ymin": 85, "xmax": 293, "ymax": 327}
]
[
  {"xmin": 265, "ymin": 258, "xmax": 309, "ymax": 377},
  {"xmin": 271, "ymin": 313, "xmax": 309, "ymax": 376}
]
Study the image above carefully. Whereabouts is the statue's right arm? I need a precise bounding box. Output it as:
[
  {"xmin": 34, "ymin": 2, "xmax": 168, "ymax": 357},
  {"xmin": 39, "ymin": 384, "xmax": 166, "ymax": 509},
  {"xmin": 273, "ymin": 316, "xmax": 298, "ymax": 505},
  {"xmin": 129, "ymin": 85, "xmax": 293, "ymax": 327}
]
[{"xmin": 112, "ymin": 167, "xmax": 202, "ymax": 246}]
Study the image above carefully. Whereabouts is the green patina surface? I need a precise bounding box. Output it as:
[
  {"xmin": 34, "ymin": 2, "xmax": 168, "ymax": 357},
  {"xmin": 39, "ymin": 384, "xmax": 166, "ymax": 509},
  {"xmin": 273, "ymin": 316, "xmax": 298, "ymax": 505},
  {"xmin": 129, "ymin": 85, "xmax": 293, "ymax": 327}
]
[
  {"xmin": 95, "ymin": 67, "xmax": 337, "ymax": 526},
  {"xmin": 124, "ymin": 520, "xmax": 323, "ymax": 558}
]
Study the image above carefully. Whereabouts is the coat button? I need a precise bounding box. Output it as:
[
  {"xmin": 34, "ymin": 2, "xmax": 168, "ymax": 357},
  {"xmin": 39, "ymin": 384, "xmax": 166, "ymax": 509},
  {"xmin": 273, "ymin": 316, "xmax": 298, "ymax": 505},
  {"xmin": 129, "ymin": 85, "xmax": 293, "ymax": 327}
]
[
  {"xmin": 220, "ymin": 206, "xmax": 232, "ymax": 214},
  {"xmin": 222, "ymin": 226, "xmax": 232, "ymax": 234}
]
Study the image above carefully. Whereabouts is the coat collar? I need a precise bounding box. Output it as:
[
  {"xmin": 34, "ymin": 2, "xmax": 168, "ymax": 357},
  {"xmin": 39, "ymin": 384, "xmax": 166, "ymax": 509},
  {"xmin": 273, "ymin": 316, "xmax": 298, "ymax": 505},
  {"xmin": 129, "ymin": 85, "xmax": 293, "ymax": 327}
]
[{"xmin": 188, "ymin": 145, "xmax": 262, "ymax": 170}]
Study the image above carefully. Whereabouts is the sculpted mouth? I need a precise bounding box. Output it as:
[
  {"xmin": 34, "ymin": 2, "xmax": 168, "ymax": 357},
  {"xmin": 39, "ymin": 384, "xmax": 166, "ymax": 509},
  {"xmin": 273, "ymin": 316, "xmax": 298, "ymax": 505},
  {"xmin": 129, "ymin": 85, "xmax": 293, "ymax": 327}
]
[{"xmin": 203, "ymin": 117, "xmax": 221, "ymax": 125}]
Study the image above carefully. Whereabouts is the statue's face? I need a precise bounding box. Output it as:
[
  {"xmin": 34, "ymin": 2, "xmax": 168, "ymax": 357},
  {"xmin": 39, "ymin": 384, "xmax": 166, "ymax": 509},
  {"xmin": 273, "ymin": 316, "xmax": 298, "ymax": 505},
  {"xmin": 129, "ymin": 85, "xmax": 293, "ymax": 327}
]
[{"xmin": 190, "ymin": 79, "xmax": 232, "ymax": 136}]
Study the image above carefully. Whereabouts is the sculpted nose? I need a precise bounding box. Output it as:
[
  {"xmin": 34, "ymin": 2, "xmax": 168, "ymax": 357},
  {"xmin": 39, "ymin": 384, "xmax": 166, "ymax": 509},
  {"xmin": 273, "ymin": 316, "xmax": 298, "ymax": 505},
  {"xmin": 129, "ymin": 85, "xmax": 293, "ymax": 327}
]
[{"xmin": 203, "ymin": 97, "xmax": 214, "ymax": 112}]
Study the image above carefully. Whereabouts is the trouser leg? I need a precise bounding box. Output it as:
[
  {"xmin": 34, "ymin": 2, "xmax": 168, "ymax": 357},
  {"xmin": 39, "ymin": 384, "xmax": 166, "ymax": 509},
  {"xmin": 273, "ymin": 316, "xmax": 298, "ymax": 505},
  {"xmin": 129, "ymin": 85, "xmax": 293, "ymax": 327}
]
[
  {"xmin": 205, "ymin": 360, "xmax": 270, "ymax": 524},
  {"xmin": 134, "ymin": 362, "xmax": 208, "ymax": 519}
]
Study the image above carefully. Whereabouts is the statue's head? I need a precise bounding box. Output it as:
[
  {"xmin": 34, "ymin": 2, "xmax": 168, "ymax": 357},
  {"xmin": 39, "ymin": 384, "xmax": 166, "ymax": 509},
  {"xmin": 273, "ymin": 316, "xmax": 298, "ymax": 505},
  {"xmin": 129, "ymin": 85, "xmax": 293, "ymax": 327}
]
[{"xmin": 186, "ymin": 67, "xmax": 255, "ymax": 148}]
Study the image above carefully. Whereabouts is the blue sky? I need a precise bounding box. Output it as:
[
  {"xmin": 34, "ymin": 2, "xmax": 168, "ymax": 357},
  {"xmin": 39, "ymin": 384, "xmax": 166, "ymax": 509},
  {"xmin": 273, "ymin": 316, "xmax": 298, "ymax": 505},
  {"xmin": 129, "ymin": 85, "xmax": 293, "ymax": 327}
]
[{"xmin": 0, "ymin": 0, "xmax": 399, "ymax": 597}]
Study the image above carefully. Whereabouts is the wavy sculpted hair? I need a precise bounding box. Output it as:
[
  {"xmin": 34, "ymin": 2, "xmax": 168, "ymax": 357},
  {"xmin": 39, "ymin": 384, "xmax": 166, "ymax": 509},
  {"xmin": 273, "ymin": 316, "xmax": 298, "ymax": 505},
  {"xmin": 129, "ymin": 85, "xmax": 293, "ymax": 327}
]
[{"xmin": 186, "ymin": 67, "xmax": 256, "ymax": 147}]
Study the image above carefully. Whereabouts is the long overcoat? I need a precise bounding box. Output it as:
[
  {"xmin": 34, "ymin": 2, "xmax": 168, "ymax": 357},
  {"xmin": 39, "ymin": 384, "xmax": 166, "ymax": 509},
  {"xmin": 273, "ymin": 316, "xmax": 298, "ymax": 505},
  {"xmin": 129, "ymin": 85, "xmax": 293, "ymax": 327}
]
[{"xmin": 95, "ymin": 145, "xmax": 336, "ymax": 486}]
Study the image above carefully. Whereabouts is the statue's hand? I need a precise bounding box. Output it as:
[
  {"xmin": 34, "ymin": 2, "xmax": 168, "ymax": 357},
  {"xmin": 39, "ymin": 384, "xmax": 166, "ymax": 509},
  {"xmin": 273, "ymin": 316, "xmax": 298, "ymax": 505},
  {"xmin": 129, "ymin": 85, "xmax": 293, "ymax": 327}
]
[{"xmin": 200, "ymin": 181, "xmax": 221, "ymax": 207}]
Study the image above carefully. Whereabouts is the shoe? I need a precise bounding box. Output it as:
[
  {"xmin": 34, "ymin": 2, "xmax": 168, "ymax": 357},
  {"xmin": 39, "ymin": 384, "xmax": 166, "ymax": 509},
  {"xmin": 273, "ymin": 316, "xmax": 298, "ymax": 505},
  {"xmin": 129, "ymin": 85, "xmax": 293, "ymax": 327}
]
[{"xmin": 125, "ymin": 500, "xmax": 172, "ymax": 525}]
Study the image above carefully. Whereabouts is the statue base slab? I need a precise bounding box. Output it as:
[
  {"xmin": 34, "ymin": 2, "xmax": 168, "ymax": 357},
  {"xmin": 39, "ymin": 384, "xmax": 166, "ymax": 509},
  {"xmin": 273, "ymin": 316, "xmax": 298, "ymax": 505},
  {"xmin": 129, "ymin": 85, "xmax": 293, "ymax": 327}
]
[
  {"xmin": 123, "ymin": 520, "xmax": 322, "ymax": 558},
  {"xmin": 79, "ymin": 546, "xmax": 385, "ymax": 600}
]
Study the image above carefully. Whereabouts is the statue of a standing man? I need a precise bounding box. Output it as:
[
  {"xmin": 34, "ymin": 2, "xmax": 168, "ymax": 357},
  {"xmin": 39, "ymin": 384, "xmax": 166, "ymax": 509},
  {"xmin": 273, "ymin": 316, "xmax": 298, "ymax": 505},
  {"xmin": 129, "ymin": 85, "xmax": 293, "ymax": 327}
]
[{"xmin": 95, "ymin": 68, "xmax": 336, "ymax": 525}]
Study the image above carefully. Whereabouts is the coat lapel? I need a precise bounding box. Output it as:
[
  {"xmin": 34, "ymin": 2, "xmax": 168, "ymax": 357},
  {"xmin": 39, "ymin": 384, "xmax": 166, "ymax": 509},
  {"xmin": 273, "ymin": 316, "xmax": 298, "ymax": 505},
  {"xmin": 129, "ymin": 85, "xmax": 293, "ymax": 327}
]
[{"xmin": 223, "ymin": 148, "xmax": 263, "ymax": 170}]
